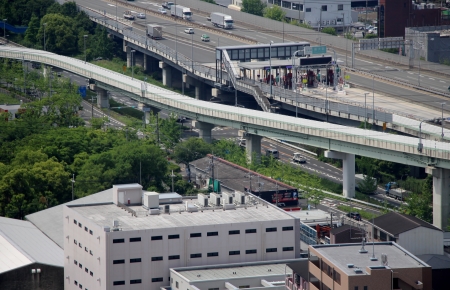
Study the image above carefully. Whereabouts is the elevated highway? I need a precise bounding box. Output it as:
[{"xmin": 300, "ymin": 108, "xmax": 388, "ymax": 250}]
[{"xmin": 1, "ymin": 46, "xmax": 449, "ymax": 230}]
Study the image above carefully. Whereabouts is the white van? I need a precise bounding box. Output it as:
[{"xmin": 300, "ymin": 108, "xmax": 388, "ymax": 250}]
[
  {"xmin": 265, "ymin": 149, "xmax": 279, "ymax": 159},
  {"xmin": 238, "ymin": 138, "xmax": 246, "ymax": 148},
  {"xmin": 292, "ymin": 153, "xmax": 306, "ymax": 163}
]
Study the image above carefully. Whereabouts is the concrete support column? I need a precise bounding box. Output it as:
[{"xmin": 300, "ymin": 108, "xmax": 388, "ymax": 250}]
[
  {"xmin": 95, "ymin": 87, "xmax": 109, "ymax": 108},
  {"xmin": 138, "ymin": 102, "xmax": 160, "ymax": 124},
  {"xmin": 193, "ymin": 121, "xmax": 215, "ymax": 143},
  {"xmin": 195, "ymin": 81, "xmax": 206, "ymax": 100},
  {"xmin": 244, "ymin": 133, "xmax": 262, "ymax": 164},
  {"xmin": 426, "ymin": 167, "xmax": 450, "ymax": 230},
  {"xmin": 135, "ymin": 51, "xmax": 145, "ymax": 68},
  {"xmin": 160, "ymin": 62, "xmax": 172, "ymax": 87},
  {"xmin": 43, "ymin": 66, "xmax": 50, "ymax": 77},
  {"xmin": 325, "ymin": 151, "xmax": 355, "ymax": 198},
  {"xmin": 126, "ymin": 47, "xmax": 131, "ymax": 68},
  {"xmin": 143, "ymin": 54, "xmax": 148, "ymax": 72},
  {"xmin": 123, "ymin": 39, "xmax": 127, "ymax": 53}
]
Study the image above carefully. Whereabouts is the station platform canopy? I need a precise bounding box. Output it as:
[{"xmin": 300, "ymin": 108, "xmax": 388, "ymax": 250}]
[{"xmin": 238, "ymin": 55, "xmax": 334, "ymax": 71}]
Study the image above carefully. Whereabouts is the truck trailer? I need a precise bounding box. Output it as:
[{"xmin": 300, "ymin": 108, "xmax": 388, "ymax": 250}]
[
  {"xmin": 385, "ymin": 182, "xmax": 410, "ymax": 201},
  {"xmin": 171, "ymin": 5, "xmax": 192, "ymax": 20},
  {"xmin": 210, "ymin": 12, "xmax": 233, "ymax": 29},
  {"xmin": 146, "ymin": 24, "xmax": 163, "ymax": 39}
]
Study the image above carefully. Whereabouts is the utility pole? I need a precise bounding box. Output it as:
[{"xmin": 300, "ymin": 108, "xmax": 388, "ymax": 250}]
[
  {"xmin": 140, "ymin": 159, "xmax": 142, "ymax": 185},
  {"xmin": 171, "ymin": 170, "xmax": 175, "ymax": 192},
  {"xmin": 156, "ymin": 113, "xmax": 160, "ymax": 146}
]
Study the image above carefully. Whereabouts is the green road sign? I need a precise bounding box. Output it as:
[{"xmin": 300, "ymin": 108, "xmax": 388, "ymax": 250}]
[
  {"xmin": 344, "ymin": 75, "xmax": 350, "ymax": 80},
  {"xmin": 304, "ymin": 46, "xmax": 327, "ymax": 55}
]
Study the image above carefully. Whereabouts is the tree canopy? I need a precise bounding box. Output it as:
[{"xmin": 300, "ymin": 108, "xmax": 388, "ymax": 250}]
[
  {"xmin": 242, "ymin": 0, "xmax": 266, "ymax": 16},
  {"xmin": 263, "ymin": 5, "xmax": 286, "ymax": 22}
]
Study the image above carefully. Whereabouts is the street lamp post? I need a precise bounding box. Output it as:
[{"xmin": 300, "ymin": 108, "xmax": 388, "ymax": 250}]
[
  {"xmin": 363, "ymin": 92, "xmax": 369, "ymax": 129},
  {"xmin": 441, "ymin": 102, "xmax": 446, "ymax": 139},
  {"xmin": 131, "ymin": 50, "xmax": 136, "ymax": 79},
  {"xmin": 43, "ymin": 23, "xmax": 47, "ymax": 51},
  {"xmin": 83, "ymin": 35, "xmax": 88, "ymax": 63},
  {"xmin": 292, "ymin": 49, "xmax": 304, "ymax": 118},
  {"xmin": 269, "ymin": 41, "xmax": 272, "ymax": 95},
  {"xmin": 191, "ymin": 33, "xmax": 194, "ymax": 70}
]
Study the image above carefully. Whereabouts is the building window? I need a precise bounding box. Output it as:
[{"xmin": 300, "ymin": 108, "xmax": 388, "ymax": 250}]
[
  {"xmin": 333, "ymin": 270, "xmax": 341, "ymax": 284},
  {"xmin": 79, "ymin": 285, "xmax": 82, "ymax": 289},
  {"xmin": 74, "ymin": 260, "xmax": 78, "ymax": 265},
  {"xmin": 354, "ymin": 287, "xmax": 358, "ymax": 290},
  {"xmin": 305, "ymin": 8, "xmax": 311, "ymax": 12},
  {"xmin": 246, "ymin": 249, "xmax": 257, "ymax": 254},
  {"xmin": 113, "ymin": 259, "xmax": 125, "ymax": 264},
  {"xmin": 79, "ymin": 243, "xmax": 82, "ymax": 248},
  {"xmin": 113, "ymin": 281, "xmax": 125, "ymax": 286},
  {"xmin": 293, "ymin": 4, "xmax": 303, "ymax": 11},
  {"xmin": 152, "ymin": 256, "xmax": 163, "ymax": 261},
  {"xmin": 168, "ymin": 234, "xmax": 179, "ymax": 239},
  {"xmin": 78, "ymin": 222, "xmax": 82, "ymax": 228},
  {"xmin": 321, "ymin": 5, "xmax": 327, "ymax": 11},
  {"xmin": 75, "ymin": 281, "xmax": 78, "ymax": 286},
  {"xmin": 207, "ymin": 252, "xmax": 219, "ymax": 257},
  {"xmin": 364, "ymin": 287, "xmax": 368, "ymax": 290},
  {"xmin": 266, "ymin": 227, "xmax": 277, "ymax": 232},
  {"xmin": 84, "ymin": 226, "xmax": 88, "ymax": 232},
  {"xmin": 74, "ymin": 239, "xmax": 77, "ymax": 245},
  {"xmin": 85, "ymin": 247, "xmax": 88, "ymax": 252},
  {"xmin": 282, "ymin": 1, "xmax": 290, "ymax": 9},
  {"xmin": 338, "ymin": 4, "xmax": 343, "ymax": 10},
  {"xmin": 130, "ymin": 237, "xmax": 141, "ymax": 242},
  {"xmin": 229, "ymin": 250, "xmax": 240, "ymax": 255},
  {"xmin": 282, "ymin": 226, "xmax": 293, "ymax": 231},
  {"xmin": 85, "ymin": 267, "xmax": 88, "ymax": 273},
  {"xmin": 190, "ymin": 233, "xmax": 201, "ymax": 238},
  {"xmin": 176, "ymin": 281, "xmax": 179, "ymax": 288},
  {"xmin": 89, "ymin": 230, "xmax": 93, "ymax": 235},
  {"xmin": 90, "ymin": 250, "xmax": 93, "ymax": 256},
  {"xmin": 283, "ymin": 247, "xmax": 294, "ymax": 251},
  {"xmin": 239, "ymin": 286, "xmax": 250, "ymax": 289},
  {"xmin": 151, "ymin": 235, "xmax": 163, "ymax": 240},
  {"xmin": 130, "ymin": 258, "xmax": 141, "ymax": 263},
  {"xmin": 229, "ymin": 230, "xmax": 240, "ymax": 235},
  {"xmin": 90, "ymin": 271, "xmax": 93, "ymax": 277},
  {"xmin": 113, "ymin": 238, "xmax": 124, "ymax": 243},
  {"xmin": 209, "ymin": 288, "xmax": 220, "ymax": 290},
  {"xmin": 169, "ymin": 255, "xmax": 180, "ymax": 260},
  {"xmin": 266, "ymin": 248, "xmax": 277, "ymax": 253},
  {"xmin": 151, "ymin": 278, "xmax": 163, "ymax": 282},
  {"xmin": 190, "ymin": 253, "xmax": 202, "ymax": 258},
  {"xmin": 74, "ymin": 219, "xmax": 77, "ymax": 225},
  {"xmin": 245, "ymin": 229, "xmax": 257, "ymax": 234},
  {"xmin": 207, "ymin": 231, "xmax": 218, "ymax": 236},
  {"xmin": 79, "ymin": 263, "xmax": 82, "ymax": 269},
  {"xmin": 131, "ymin": 279, "xmax": 143, "ymax": 284}
]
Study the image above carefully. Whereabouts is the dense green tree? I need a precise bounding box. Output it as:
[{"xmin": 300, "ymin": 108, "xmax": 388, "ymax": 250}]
[
  {"xmin": 36, "ymin": 14, "xmax": 78, "ymax": 54},
  {"xmin": 357, "ymin": 174, "xmax": 377, "ymax": 195},
  {"xmin": 263, "ymin": 5, "xmax": 285, "ymax": 21},
  {"xmin": 24, "ymin": 14, "xmax": 40, "ymax": 46},
  {"xmin": 159, "ymin": 114, "xmax": 182, "ymax": 150},
  {"xmin": 321, "ymin": 27, "xmax": 337, "ymax": 36},
  {"xmin": 173, "ymin": 138, "xmax": 212, "ymax": 164},
  {"xmin": 0, "ymin": 0, "xmax": 54, "ymax": 26},
  {"xmin": 60, "ymin": 1, "xmax": 78, "ymax": 18},
  {"xmin": 242, "ymin": 0, "xmax": 266, "ymax": 16}
]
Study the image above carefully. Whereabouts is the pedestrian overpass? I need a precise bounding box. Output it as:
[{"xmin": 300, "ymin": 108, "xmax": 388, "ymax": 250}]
[{"xmin": 1, "ymin": 46, "xmax": 448, "ymax": 230}]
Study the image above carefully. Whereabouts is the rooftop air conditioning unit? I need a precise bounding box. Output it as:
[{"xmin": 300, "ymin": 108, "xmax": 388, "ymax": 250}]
[
  {"xmin": 164, "ymin": 204, "xmax": 170, "ymax": 213},
  {"xmin": 235, "ymin": 191, "xmax": 247, "ymax": 204},
  {"xmin": 210, "ymin": 192, "xmax": 222, "ymax": 206},
  {"xmin": 113, "ymin": 220, "xmax": 119, "ymax": 228},
  {"xmin": 149, "ymin": 209, "xmax": 160, "ymax": 215},
  {"xmin": 198, "ymin": 194, "xmax": 209, "ymax": 207},
  {"xmin": 222, "ymin": 192, "xmax": 234, "ymax": 204}
]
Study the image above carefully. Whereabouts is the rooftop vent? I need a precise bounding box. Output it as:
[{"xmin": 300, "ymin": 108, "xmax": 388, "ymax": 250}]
[
  {"xmin": 353, "ymin": 268, "xmax": 363, "ymax": 274},
  {"xmin": 381, "ymin": 253, "xmax": 388, "ymax": 266},
  {"xmin": 164, "ymin": 204, "xmax": 170, "ymax": 214},
  {"xmin": 347, "ymin": 264, "xmax": 354, "ymax": 268},
  {"xmin": 113, "ymin": 220, "xmax": 119, "ymax": 228},
  {"xmin": 149, "ymin": 209, "xmax": 160, "ymax": 215}
]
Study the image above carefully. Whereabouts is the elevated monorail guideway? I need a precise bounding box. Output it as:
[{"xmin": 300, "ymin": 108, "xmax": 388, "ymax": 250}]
[{"xmin": 2, "ymin": 46, "xmax": 450, "ymax": 230}]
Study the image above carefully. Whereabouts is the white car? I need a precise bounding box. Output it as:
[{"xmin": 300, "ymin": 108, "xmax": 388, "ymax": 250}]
[
  {"xmin": 136, "ymin": 13, "xmax": 146, "ymax": 19},
  {"xmin": 184, "ymin": 28, "xmax": 194, "ymax": 34},
  {"xmin": 368, "ymin": 27, "xmax": 377, "ymax": 34},
  {"xmin": 158, "ymin": 8, "xmax": 167, "ymax": 14}
]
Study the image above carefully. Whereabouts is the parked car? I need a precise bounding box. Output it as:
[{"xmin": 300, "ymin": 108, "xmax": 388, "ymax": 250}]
[
  {"xmin": 365, "ymin": 25, "xmax": 374, "ymax": 31},
  {"xmin": 368, "ymin": 27, "xmax": 377, "ymax": 34},
  {"xmin": 136, "ymin": 13, "xmax": 146, "ymax": 19},
  {"xmin": 184, "ymin": 27, "xmax": 194, "ymax": 34},
  {"xmin": 158, "ymin": 8, "xmax": 167, "ymax": 14},
  {"xmin": 346, "ymin": 212, "xmax": 362, "ymax": 221},
  {"xmin": 201, "ymin": 34, "xmax": 210, "ymax": 41}
]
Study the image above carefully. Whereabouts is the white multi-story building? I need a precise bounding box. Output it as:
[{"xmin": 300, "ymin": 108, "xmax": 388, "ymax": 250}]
[
  {"xmin": 63, "ymin": 184, "xmax": 300, "ymax": 290},
  {"xmin": 267, "ymin": 0, "xmax": 352, "ymax": 29}
]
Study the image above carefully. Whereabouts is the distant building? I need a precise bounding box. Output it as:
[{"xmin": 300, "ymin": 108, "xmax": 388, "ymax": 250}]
[
  {"xmin": 372, "ymin": 212, "xmax": 443, "ymax": 255},
  {"xmin": 416, "ymin": 254, "xmax": 450, "ymax": 290},
  {"xmin": 0, "ymin": 104, "xmax": 23, "ymax": 120},
  {"xmin": 308, "ymin": 242, "xmax": 432, "ymax": 290},
  {"xmin": 0, "ymin": 217, "xmax": 64, "ymax": 290},
  {"xmin": 330, "ymin": 224, "xmax": 365, "ymax": 244},
  {"xmin": 405, "ymin": 25, "xmax": 450, "ymax": 64},
  {"xmin": 64, "ymin": 184, "xmax": 300, "ymax": 290},
  {"xmin": 378, "ymin": 0, "xmax": 444, "ymax": 37},
  {"xmin": 166, "ymin": 258, "xmax": 308, "ymax": 290}
]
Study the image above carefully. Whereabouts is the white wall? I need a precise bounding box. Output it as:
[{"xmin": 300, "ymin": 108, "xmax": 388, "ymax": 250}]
[
  {"xmin": 64, "ymin": 206, "xmax": 298, "ymax": 290},
  {"xmin": 398, "ymin": 227, "xmax": 443, "ymax": 255},
  {"xmin": 303, "ymin": 0, "xmax": 351, "ymax": 28}
]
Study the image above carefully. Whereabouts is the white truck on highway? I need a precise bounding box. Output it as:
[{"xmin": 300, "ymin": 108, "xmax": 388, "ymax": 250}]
[
  {"xmin": 123, "ymin": 10, "xmax": 135, "ymax": 20},
  {"xmin": 146, "ymin": 24, "xmax": 163, "ymax": 39},
  {"xmin": 171, "ymin": 5, "xmax": 192, "ymax": 20},
  {"xmin": 210, "ymin": 12, "xmax": 233, "ymax": 29}
]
